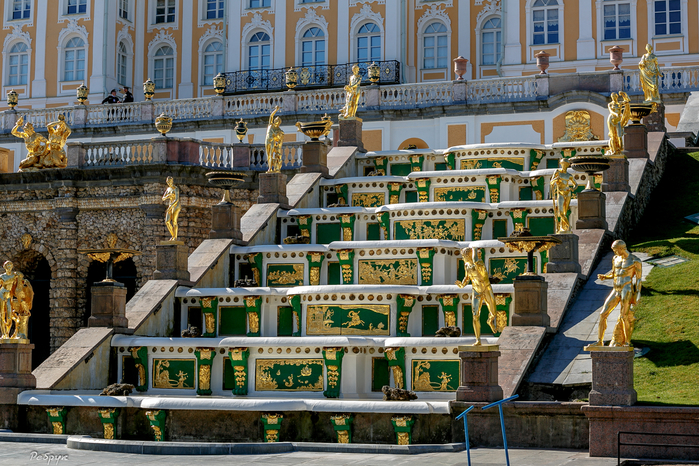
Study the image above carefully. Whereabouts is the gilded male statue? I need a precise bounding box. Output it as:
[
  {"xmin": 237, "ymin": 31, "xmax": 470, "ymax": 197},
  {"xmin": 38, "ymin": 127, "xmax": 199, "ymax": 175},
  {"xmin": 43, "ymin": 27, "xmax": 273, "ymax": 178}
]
[
  {"xmin": 339, "ymin": 64, "xmax": 362, "ymax": 120},
  {"xmin": 550, "ymin": 158, "xmax": 577, "ymax": 234},
  {"xmin": 0, "ymin": 261, "xmax": 30, "ymax": 340},
  {"xmin": 607, "ymin": 91, "xmax": 631, "ymax": 156},
  {"xmin": 639, "ymin": 44, "xmax": 661, "ymax": 105},
  {"xmin": 590, "ymin": 240, "xmax": 643, "ymax": 347},
  {"xmin": 265, "ymin": 106, "xmax": 284, "ymax": 173},
  {"xmin": 162, "ymin": 176, "xmax": 181, "ymax": 242},
  {"xmin": 456, "ymin": 247, "xmax": 499, "ymax": 346},
  {"xmin": 44, "ymin": 114, "xmax": 71, "ymax": 169},
  {"xmin": 12, "ymin": 117, "xmax": 49, "ymax": 171}
]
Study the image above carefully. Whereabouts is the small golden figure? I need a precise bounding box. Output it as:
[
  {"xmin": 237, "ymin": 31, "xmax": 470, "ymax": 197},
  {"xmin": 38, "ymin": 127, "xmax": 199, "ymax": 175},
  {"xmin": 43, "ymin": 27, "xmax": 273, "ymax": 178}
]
[
  {"xmin": 339, "ymin": 64, "xmax": 362, "ymax": 120},
  {"xmin": 265, "ymin": 106, "xmax": 284, "ymax": 173},
  {"xmin": 12, "ymin": 115, "xmax": 70, "ymax": 171},
  {"xmin": 591, "ymin": 240, "xmax": 642, "ymax": 347},
  {"xmin": 13, "ymin": 117, "xmax": 48, "ymax": 171},
  {"xmin": 0, "ymin": 261, "xmax": 33, "ymax": 341},
  {"xmin": 607, "ymin": 91, "xmax": 631, "ymax": 156},
  {"xmin": 44, "ymin": 115, "xmax": 71, "ymax": 169},
  {"xmin": 550, "ymin": 158, "xmax": 577, "ymax": 234},
  {"xmin": 639, "ymin": 44, "xmax": 662, "ymax": 106},
  {"xmin": 456, "ymin": 247, "xmax": 499, "ymax": 345},
  {"xmin": 162, "ymin": 176, "xmax": 181, "ymax": 242}
]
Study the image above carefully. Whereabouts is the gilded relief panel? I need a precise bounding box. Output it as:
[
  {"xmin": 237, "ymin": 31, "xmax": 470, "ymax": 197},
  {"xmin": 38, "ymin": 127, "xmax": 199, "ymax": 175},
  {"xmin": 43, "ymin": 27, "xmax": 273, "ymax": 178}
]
[
  {"xmin": 152, "ymin": 359, "xmax": 196, "ymax": 389},
  {"xmin": 394, "ymin": 219, "xmax": 465, "ymax": 241},
  {"xmin": 358, "ymin": 259, "xmax": 418, "ymax": 285},
  {"xmin": 411, "ymin": 360, "xmax": 460, "ymax": 392},
  {"xmin": 433, "ymin": 186, "xmax": 487, "ymax": 202},
  {"xmin": 266, "ymin": 264, "xmax": 304, "ymax": 287},
  {"xmin": 306, "ymin": 304, "xmax": 390, "ymax": 335},
  {"xmin": 255, "ymin": 359, "xmax": 324, "ymax": 391},
  {"xmin": 352, "ymin": 192, "xmax": 386, "ymax": 207}
]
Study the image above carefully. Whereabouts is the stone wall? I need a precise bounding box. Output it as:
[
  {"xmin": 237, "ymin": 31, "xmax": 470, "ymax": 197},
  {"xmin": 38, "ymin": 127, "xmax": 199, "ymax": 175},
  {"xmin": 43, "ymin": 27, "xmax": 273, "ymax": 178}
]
[{"xmin": 0, "ymin": 165, "xmax": 259, "ymax": 359}]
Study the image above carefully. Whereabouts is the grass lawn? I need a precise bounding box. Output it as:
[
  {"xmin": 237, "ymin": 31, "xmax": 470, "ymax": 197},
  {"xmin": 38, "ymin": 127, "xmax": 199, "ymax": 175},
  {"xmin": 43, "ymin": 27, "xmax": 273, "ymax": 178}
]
[{"xmin": 628, "ymin": 151, "xmax": 699, "ymax": 405}]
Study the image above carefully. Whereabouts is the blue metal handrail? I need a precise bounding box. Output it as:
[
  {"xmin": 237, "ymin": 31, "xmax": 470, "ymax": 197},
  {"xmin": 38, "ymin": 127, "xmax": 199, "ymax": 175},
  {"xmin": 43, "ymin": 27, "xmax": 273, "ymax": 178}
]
[{"xmin": 482, "ymin": 394, "xmax": 519, "ymax": 466}]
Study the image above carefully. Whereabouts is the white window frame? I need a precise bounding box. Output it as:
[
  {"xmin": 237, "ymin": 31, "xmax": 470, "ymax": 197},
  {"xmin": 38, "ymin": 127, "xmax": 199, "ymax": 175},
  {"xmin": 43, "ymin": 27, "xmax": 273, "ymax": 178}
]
[
  {"xmin": 647, "ymin": 0, "xmax": 688, "ymax": 55},
  {"xmin": 248, "ymin": 0, "xmax": 271, "ymax": 8},
  {"xmin": 147, "ymin": 37, "xmax": 177, "ymax": 99},
  {"xmin": 58, "ymin": 0, "xmax": 91, "ymax": 22},
  {"xmin": 418, "ymin": 21, "xmax": 449, "ymax": 72},
  {"xmin": 479, "ymin": 16, "xmax": 502, "ymax": 67},
  {"xmin": 295, "ymin": 0, "xmax": 329, "ymax": 12},
  {"xmin": 202, "ymin": 0, "xmax": 225, "ymax": 21},
  {"xmin": 4, "ymin": 40, "xmax": 30, "ymax": 87},
  {"xmin": 116, "ymin": 40, "xmax": 133, "ymax": 87},
  {"xmin": 296, "ymin": 25, "xmax": 327, "ymax": 67},
  {"xmin": 3, "ymin": 0, "xmax": 33, "ymax": 29},
  {"xmin": 352, "ymin": 21, "xmax": 383, "ymax": 63},
  {"xmin": 595, "ymin": 0, "xmax": 637, "ymax": 59},
  {"xmin": 524, "ymin": 0, "xmax": 564, "ymax": 63},
  {"xmin": 118, "ymin": 0, "xmax": 132, "ymax": 22},
  {"xmin": 152, "ymin": 45, "xmax": 175, "ymax": 89},
  {"xmin": 65, "ymin": 0, "xmax": 88, "ymax": 15},
  {"xmin": 246, "ymin": 32, "xmax": 271, "ymax": 71},
  {"xmin": 57, "ymin": 34, "xmax": 89, "ymax": 96},
  {"xmin": 149, "ymin": 0, "xmax": 178, "ymax": 30},
  {"xmin": 201, "ymin": 40, "xmax": 225, "ymax": 86}
]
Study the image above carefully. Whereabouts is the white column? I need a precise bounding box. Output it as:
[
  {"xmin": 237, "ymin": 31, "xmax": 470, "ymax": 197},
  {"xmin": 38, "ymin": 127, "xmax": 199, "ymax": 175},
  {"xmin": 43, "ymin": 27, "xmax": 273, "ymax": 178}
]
[
  {"xmin": 457, "ymin": 0, "xmax": 471, "ymax": 78},
  {"xmin": 178, "ymin": 0, "xmax": 194, "ymax": 98},
  {"xmin": 89, "ymin": 0, "xmax": 106, "ymax": 97},
  {"xmin": 577, "ymin": 0, "xmax": 596, "ymax": 60},
  {"xmin": 134, "ymin": 0, "xmax": 146, "ymax": 100},
  {"xmin": 228, "ymin": 0, "xmax": 242, "ymax": 70},
  {"xmin": 503, "ymin": 0, "xmax": 522, "ymax": 65},
  {"xmin": 31, "ymin": 0, "xmax": 48, "ymax": 98},
  {"xmin": 103, "ymin": 1, "xmax": 119, "ymax": 94},
  {"xmin": 273, "ymin": 0, "xmax": 286, "ymax": 68},
  {"xmin": 384, "ymin": 1, "xmax": 400, "ymax": 62},
  {"xmin": 336, "ymin": 0, "xmax": 349, "ymax": 63}
]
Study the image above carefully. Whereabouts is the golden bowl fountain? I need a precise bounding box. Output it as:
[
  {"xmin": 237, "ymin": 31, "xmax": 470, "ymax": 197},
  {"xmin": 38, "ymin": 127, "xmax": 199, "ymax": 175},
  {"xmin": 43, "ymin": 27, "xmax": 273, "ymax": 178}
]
[
  {"xmin": 499, "ymin": 225, "xmax": 561, "ymax": 276},
  {"xmin": 295, "ymin": 114, "xmax": 333, "ymax": 141}
]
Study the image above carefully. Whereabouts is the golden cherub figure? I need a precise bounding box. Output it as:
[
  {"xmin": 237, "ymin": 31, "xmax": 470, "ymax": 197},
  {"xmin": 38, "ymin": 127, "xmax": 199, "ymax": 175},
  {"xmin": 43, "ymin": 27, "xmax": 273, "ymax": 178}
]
[
  {"xmin": 456, "ymin": 247, "xmax": 499, "ymax": 346},
  {"xmin": 339, "ymin": 64, "xmax": 362, "ymax": 120},
  {"xmin": 550, "ymin": 158, "xmax": 577, "ymax": 234},
  {"xmin": 590, "ymin": 240, "xmax": 643, "ymax": 347},
  {"xmin": 265, "ymin": 106, "xmax": 284, "ymax": 173},
  {"xmin": 162, "ymin": 176, "xmax": 181, "ymax": 242}
]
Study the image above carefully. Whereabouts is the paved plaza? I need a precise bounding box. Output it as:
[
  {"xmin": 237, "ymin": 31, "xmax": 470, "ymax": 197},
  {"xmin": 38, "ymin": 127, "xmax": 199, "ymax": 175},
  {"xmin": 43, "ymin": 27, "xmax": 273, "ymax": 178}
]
[{"xmin": 0, "ymin": 441, "xmax": 625, "ymax": 466}]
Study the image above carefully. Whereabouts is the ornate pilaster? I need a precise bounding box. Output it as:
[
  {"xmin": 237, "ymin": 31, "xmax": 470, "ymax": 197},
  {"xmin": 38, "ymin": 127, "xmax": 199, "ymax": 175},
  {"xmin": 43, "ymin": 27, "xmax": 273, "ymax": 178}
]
[
  {"xmin": 129, "ymin": 346, "xmax": 148, "ymax": 392},
  {"xmin": 261, "ymin": 413, "xmax": 284, "ymax": 442},
  {"xmin": 97, "ymin": 408, "xmax": 119, "ymax": 439},
  {"xmin": 46, "ymin": 407, "xmax": 66, "ymax": 435},
  {"xmin": 531, "ymin": 176, "xmax": 545, "ymax": 200},
  {"xmin": 416, "ymin": 178, "xmax": 430, "ymax": 202},
  {"xmin": 228, "ymin": 347, "xmax": 250, "ymax": 395},
  {"xmin": 335, "ymin": 184, "xmax": 348, "ymax": 205},
  {"xmin": 322, "ymin": 347, "xmax": 345, "ymax": 398},
  {"xmin": 194, "ymin": 347, "xmax": 216, "ymax": 396},
  {"xmin": 509, "ymin": 208, "xmax": 528, "ymax": 230},
  {"xmin": 486, "ymin": 175, "xmax": 501, "ymax": 203},
  {"xmin": 289, "ymin": 295, "xmax": 301, "ymax": 337},
  {"xmin": 244, "ymin": 295, "xmax": 262, "ymax": 337},
  {"xmin": 529, "ymin": 148, "xmax": 546, "ymax": 170},
  {"xmin": 416, "ymin": 248, "xmax": 435, "ymax": 286},
  {"xmin": 410, "ymin": 154, "xmax": 424, "ymax": 172},
  {"xmin": 471, "ymin": 209, "xmax": 488, "ymax": 241},
  {"xmin": 306, "ymin": 252, "xmax": 325, "ymax": 286},
  {"xmin": 391, "ymin": 415, "xmax": 415, "ymax": 445},
  {"xmin": 247, "ymin": 253, "xmax": 263, "ymax": 286},
  {"xmin": 373, "ymin": 156, "xmax": 387, "ymax": 175},
  {"xmin": 383, "ymin": 347, "xmax": 406, "ymax": 389},
  {"xmin": 438, "ymin": 294, "xmax": 460, "ymax": 328},
  {"xmin": 297, "ymin": 215, "xmax": 312, "ymax": 239},
  {"xmin": 145, "ymin": 410, "xmax": 166, "ymax": 441},
  {"xmin": 337, "ymin": 249, "xmax": 355, "ymax": 284},
  {"xmin": 396, "ymin": 294, "xmax": 416, "ymax": 337},
  {"xmin": 444, "ymin": 152, "xmax": 456, "ymax": 170},
  {"xmin": 340, "ymin": 214, "xmax": 356, "ymax": 241},
  {"xmin": 330, "ymin": 414, "xmax": 354, "ymax": 443},
  {"xmin": 388, "ymin": 182, "xmax": 403, "ymax": 204},
  {"xmin": 378, "ymin": 212, "xmax": 390, "ymax": 239},
  {"xmin": 200, "ymin": 297, "xmax": 218, "ymax": 337}
]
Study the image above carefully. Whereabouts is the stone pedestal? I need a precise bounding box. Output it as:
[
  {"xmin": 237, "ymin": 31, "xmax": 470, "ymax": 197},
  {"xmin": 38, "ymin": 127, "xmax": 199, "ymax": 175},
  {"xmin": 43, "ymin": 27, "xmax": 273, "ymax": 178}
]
[
  {"xmin": 624, "ymin": 124, "xmax": 649, "ymax": 159},
  {"xmin": 512, "ymin": 275, "xmax": 550, "ymax": 327},
  {"xmin": 587, "ymin": 347, "xmax": 637, "ymax": 406},
  {"xmin": 546, "ymin": 233, "xmax": 582, "ymax": 273},
  {"xmin": 257, "ymin": 172, "xmax": 289, "ymax": 207},
  {"xmin": 576, "ymin": 189, "xmax": 608, "ymax": 230},
  {"xmin": 233, "ymin": 145, "xmax": 251, "ymax": 168},
  {"xmin": 153, "ymin": 241, "xmax": 190, "ymax": 281},
  {"xmin": 338, "ymin": 118, "xmax": 365, "ymax": 152},
  {"xmin": 300, "ymin": 141, "xmax": 329, "ymax": 177},
  {"xmin": 455, "ymin": 345, "xmax": 503, "ymax": 402},
  {"xmin": 0, "ymin": 343, "xmax": 36, "ymax": 389},
  {"xmin": 643, "ymin": 103, "xmax": 666, "ymax": 133},
  {"xmin": 601, "ymin": 157, "xmax": 630, "ymax": 193},
  {"xmin": 88, "ymin": 281, "xmax": 128, "ymax": 329},
  {"xmin": 209, "ymin": 203, "xmax": 243, "ymax": 241}
]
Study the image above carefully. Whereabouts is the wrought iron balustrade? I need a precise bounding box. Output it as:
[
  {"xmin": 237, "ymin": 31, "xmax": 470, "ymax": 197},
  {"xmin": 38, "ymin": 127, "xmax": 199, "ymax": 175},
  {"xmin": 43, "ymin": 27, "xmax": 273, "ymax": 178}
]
[{"xmin": 219, "ymin": 60, "xmax": 401, "ymax": 94}]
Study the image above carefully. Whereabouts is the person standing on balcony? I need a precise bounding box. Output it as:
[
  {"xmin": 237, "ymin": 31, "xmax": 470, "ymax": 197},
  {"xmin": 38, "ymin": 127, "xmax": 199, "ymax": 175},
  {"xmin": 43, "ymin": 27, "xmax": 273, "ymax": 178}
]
[
  {"xmin": 101, "ymin": 89, "xmax": 121, "ymax": 104},
  {"xmin": 122, "ymin": 87, "xmax": 134, "ymax": 103}
]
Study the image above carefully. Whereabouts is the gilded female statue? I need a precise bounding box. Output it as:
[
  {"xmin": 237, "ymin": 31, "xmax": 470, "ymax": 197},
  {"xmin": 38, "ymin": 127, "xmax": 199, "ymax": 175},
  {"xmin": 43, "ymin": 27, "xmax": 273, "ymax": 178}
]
[
  {"xmin": 639, "ymin": 44, "xmax": 661, "ymax": 105},
  {"xmin": 339, "ymin": 65, "xmax": 362, "ymax": 120},
  {"xmin": 162, "ymin": 176, "xmax": 181, "ymax": 242},
  {"xmin": 265, "ymin": 106, "xmax": 284, "ymax": 173},
  {"xmin": 550, "ymin": 158, "xmax": 577, "ymax": 234},
  {"xmin": 607, "ymin": 91, "xmax": 631, "ymax": 156}
]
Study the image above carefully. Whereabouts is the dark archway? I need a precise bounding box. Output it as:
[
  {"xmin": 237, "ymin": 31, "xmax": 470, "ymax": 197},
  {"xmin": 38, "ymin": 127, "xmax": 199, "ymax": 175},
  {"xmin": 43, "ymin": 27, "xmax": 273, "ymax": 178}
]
[
  {"xmin": 13, "ymin": 250, "xmax": 52, "ymax": 369},
  {"xmin": 84, "ymin": 258, "xmax": 138, "ymax": 327}
]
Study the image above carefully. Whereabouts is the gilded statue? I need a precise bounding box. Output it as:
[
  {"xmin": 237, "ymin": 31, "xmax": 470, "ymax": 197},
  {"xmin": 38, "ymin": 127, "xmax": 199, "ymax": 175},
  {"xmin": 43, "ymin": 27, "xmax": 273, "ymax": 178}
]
[
  {"xmin": 607, "ymin": 91, "xmax": 631, "ymax": 156},
  {"xmin": 0, "ymin": 261, "xmax": 33, "ymax": 341},
  {"xmin": 12, "ymin": 115, "xmax": 70, "ymax": 171},
  {"xmin": 550, "ymin": 158, "xmax": 577, "ymax": 234},
  {"xmin": 162, "ymin": 176, "xmax": 181, "ymax": 242},
  {"xmin": 265, "ymin": 106, "xmax": 284, "ymax": 173},
  {"xmin": 591, "ymin": 240, "xmax": 642, "ymax": 347},
  {"xmin": 456, "ymin": 247, "xmax": 499, "ymax": 346},
  {"xmin": 339, "ymin": 64, "xmax": 362, "ymax": 120},
  {"xmin": 639, "ymin": 44, "xmax": 661, "ymax": 106}
]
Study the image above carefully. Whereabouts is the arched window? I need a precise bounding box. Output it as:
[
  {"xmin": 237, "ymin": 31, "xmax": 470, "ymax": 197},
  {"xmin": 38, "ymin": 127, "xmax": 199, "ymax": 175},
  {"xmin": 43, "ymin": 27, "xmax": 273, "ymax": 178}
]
[
  {"xmin": 8, "ymin": 42, "xmax": 29, "ymax": 86},
  {"xmin": 357, "ymin": 22, "xmax": 381, "ymax": 63},
  {"xmin": 248, "ymin": 32, "xmax": 270, "ymax": 70},
  {"xmin": 117, "ymin": 42, "xmax": 129, "ymax": 86},
  {"xmin": 532, "ymin": 0, "xmax": 559, "ymax": 45},
  {"xmin": 423, "ymin": 22, "xmax": 447, "ymax": 69},
  {"xmin": 63, "ymin": 37, "xmax": 85, "ymax": 81},
  {"xmin": 481, "ymin": 18, "xmax": 502, "ymax": 66},
  {"xmin": 301, "ymin": 27, "xmax": 325, "ymax": 67},
  {"xmin": 153, "ymin": 45, "xmax": 174, "ymax": 89},
  {"xmin": 202, "ymin": 41, "xmax": 224, "ymax": 84}
]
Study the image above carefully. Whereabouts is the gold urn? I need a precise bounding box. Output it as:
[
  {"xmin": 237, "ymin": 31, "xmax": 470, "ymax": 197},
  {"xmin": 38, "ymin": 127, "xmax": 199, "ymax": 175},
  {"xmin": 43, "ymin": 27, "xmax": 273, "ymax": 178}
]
[
  {"xmin": 213, "ymin": 72, "xmax": 227, "ymax": 95},
  {"xmin": 6, "ymin": 89, "xmax": 18, "ymax": 109},
  {"xmin": 285, "ymin": 67, "xmax": 298, "ymax": 89},
  {"xmin": 235, "ymin": 118, "xmax": 248, "ymax": 143},
  {"xmin": 155, "ymin": 113, "xmax": 173, "ymax": 136},
  {"xmin": 295, "ymin": 114, "xmax": 333, "ymax": 141},
  {"xmin": 368, "ymin": 62, "xmax": 380, "ymax": 83},
  {"xmin": 143, "ymin": 78, "xmax": 155, "ymax": 101},
  {"xmin": 76, "ymin": 83, "xmax": 88, "ymax": 105}
]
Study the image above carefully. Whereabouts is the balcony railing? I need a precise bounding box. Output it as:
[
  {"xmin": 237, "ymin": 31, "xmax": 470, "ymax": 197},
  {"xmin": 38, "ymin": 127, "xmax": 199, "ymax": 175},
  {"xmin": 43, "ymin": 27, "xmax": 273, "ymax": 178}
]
[{"xmin": 220, "ymin": 60, "xmax": 401, "ymax": 94}]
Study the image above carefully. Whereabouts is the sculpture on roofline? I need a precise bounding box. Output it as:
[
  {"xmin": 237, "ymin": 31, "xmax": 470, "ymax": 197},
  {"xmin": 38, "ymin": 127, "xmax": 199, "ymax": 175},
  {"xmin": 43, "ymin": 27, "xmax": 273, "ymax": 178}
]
[
  {"xmin": 607, "ymin": 91, "xmax": 631, "ymax": 156},
  {"xmin": 339, "ymin": 64, "xmax": 362, "ymax": 120},
  {"xmin": 590, "ymin": 240, "xmax": 643, "ymax": 347},
  {"xmin": 456, "ymin": 247, "xmax": 499, "ymax": 346},
  {"xmin": 550, "ymin": 158, "xmax": 577, "ymax": 234},
  {"xmin": 639, "ymin": 44, "xmax": 662, "ymax": 106},
  {"xmin": 12, "ymin": 115, "xmax": 70, "ymax": 171},
  {"xmin": 265, "ymin": 106, "xmax": 284, "ymax": 173}
]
